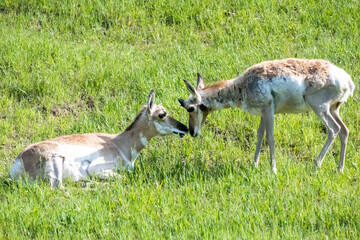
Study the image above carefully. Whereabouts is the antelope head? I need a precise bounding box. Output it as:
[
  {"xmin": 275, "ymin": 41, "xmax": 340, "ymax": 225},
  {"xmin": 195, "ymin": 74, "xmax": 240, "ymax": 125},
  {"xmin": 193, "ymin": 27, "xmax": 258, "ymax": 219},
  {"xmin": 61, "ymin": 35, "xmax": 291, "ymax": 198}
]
[
  {"xmin": 146, "ymin": 89, "xmax": 188, "ymax": 138},
  {"xmin": 178, "ymin": 73, "xmax": 210, "ymax": 137}
]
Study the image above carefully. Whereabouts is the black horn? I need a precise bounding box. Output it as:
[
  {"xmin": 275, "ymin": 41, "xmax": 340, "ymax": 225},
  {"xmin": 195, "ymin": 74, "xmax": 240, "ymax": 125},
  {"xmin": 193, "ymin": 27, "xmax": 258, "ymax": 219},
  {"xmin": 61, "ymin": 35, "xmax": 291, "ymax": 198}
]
[{"xmin": 178, "ymin": 98, "xmax": 186, "ymax": 107}]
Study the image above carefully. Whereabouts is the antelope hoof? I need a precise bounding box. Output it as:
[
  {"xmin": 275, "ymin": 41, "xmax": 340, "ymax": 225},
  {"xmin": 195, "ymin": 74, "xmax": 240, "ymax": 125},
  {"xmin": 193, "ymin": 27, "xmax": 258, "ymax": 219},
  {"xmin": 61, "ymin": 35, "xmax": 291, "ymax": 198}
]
[
  {"xmin": 337, "ymin": 166, "xmax": 344, "ymax": 174},
  {"xmin": 312, "ymin": 161, "xmax": 321, "ymax": 173},
  {"xmin": 272, "ymin": 167, "xmax": 277, "ymax": 174}
]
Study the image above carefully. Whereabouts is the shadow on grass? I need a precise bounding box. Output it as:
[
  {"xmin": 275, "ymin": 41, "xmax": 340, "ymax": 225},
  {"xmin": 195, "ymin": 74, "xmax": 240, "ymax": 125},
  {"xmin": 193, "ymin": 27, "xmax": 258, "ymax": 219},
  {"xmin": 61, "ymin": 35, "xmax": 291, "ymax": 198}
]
[
  {"xmin": 0, "ymin": 156, "xmax": 273, "ymax": 191},
  {"xmin": 126, "ymin": 154, "xmax": 259, "ymax": 186}
]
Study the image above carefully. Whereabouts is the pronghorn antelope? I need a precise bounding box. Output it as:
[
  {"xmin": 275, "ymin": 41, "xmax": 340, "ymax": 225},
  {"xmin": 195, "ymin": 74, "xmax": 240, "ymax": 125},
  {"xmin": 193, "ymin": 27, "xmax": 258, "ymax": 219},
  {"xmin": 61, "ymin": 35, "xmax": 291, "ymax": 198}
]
[
  {"xmin": 10, "ymin": 90, "xmax": 188, "ymax": 189},
  {"xmin": 178, "ymin": 58, "xmax": 354, "ymax": 173}
]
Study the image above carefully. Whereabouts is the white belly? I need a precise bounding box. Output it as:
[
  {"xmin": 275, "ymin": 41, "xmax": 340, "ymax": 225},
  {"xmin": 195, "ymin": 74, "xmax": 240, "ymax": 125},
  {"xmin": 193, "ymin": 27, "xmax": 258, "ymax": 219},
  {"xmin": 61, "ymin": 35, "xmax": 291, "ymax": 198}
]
[
  {"xmin": 59, "ymin": 145, "xmax": 120, "ymax": 181},
  {"xmin": 270, "ymin": 76, "xmax": 311, "ymax": 114},
  {"xmin": 241, "ymin": 75, "xmax": 311, "ymax": 115}
]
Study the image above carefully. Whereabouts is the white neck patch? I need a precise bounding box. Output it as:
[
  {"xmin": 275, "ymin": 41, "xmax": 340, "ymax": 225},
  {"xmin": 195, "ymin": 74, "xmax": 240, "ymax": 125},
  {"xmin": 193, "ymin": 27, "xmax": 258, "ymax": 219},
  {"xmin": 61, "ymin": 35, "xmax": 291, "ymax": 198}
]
[
  {"xmin": 140, "ymin": 133, "xmax": 148, "ymax": 146},
  {"xmin": 131, "ymin": 148, "xmax": 139, "ymax": 162},
  {"xmin": 154, "ymin": 121, "xmax": 168, "ymax": 135},
  {"xmin": 228, "ymin": 100, "xmax": 235, "ymax": 107},
  {"xmin": 194, "ymin": 110, "xmax": 203, "ymax": 136},
  {"xmin": 213, "ymin": 100, "xmax": 225, "ymax": 110}
]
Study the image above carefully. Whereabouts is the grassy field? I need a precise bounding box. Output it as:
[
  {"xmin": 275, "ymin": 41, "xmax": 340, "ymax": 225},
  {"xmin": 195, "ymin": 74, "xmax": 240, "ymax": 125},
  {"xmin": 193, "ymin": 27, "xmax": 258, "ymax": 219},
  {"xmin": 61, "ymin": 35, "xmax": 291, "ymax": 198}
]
[{"xmin": 1, "ymin": 0, "xmax": 359, "ymax": 238}]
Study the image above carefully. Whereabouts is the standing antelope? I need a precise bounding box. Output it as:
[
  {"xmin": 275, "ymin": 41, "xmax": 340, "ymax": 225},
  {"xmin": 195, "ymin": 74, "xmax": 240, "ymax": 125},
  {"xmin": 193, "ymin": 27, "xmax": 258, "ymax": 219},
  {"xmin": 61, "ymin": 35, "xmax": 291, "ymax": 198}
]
[
  {"xmin": 10, "ymin": 90, "xmax": 188, "ymax": 189},
  {"xmin": 178, "ymin": 58, "xmax": 354, "ymax": 173}
]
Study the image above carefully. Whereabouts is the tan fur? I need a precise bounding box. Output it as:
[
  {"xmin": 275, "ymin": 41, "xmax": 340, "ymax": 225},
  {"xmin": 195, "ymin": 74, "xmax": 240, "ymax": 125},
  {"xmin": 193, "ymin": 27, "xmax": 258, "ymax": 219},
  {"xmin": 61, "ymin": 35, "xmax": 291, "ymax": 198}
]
[
  {"xmin": 240, "ymin": 58, "xmax": 331, "ymax": 89},
  {"xmin": 202, "ymin": 80, "xmax": 230, "ymax": 91}
]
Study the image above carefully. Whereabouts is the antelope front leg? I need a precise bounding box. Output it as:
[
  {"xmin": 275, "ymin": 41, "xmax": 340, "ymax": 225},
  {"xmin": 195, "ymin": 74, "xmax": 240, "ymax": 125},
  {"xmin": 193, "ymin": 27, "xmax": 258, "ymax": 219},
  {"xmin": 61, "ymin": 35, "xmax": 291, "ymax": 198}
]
[
  {"xmin": 87, "ymin": 160, "xmax": 122, "ymax": 180},
  {"xmin": 95, "ymin": 170, "xmax": 123, "ymax": 180},
  {"xmin": 262, "ymin": 105, "xmax": 276, "ymax": 174},
  {"xmin": 254, "ymin": 117, "xmax": 265, "ymax": 168}
]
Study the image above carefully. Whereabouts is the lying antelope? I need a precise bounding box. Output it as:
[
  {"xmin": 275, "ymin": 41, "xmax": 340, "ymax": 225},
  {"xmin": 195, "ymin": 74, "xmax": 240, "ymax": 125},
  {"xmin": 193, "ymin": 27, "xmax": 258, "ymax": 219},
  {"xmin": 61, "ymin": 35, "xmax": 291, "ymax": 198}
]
[
  {"xmin": 178, "ymin": 58, "xmax": 354, "ymax": 173},
  {"xmin": 10, "ymin": 90, "xmax": 188, "ymax": 189}
]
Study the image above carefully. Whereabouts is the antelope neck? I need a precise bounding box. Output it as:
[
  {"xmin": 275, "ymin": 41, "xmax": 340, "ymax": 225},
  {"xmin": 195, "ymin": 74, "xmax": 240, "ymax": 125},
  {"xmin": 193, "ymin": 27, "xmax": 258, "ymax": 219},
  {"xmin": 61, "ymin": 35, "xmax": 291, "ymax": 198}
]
[
  {"xmin": 199, "ymin": 78, "xmax": 242, "ymax": 111},
  {"xmin": 113, "ymin": 122, "xmax": 154, "ymax": 162}
]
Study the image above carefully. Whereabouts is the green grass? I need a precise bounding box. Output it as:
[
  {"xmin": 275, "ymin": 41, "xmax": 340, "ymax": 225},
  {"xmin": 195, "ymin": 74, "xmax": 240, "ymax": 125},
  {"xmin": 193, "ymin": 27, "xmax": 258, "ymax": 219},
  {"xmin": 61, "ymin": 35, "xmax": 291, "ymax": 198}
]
[{"xmin": 1, "ymin": 0, "xmax": 360, "ymax": 238}]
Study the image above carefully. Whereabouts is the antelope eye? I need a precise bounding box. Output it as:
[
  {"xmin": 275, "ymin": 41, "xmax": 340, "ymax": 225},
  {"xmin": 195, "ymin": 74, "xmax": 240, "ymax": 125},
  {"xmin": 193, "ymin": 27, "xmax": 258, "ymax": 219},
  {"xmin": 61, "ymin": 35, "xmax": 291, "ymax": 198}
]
[
  {"xmin": 158, "ymin": 113, "xmax": 166, "ymax": 119},
  {"xmin": 187, "ymin": 107, "xmax": 195, "ymax": 113},
  {"xmin": 199, "ymin": 104, "xmax": 208, "ymax": 111}
]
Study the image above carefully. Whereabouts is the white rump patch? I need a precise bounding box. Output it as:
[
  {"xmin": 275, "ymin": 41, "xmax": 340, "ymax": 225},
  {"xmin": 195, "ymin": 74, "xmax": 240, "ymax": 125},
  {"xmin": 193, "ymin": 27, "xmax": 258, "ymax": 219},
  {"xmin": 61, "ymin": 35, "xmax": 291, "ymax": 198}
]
[
  {"xmin": 9, "ymin": 158, "xmax": 24, "ymax": 180},
  {"xmin": 329, "ymin": 64, "xmax": 355, "ymax": 102}
]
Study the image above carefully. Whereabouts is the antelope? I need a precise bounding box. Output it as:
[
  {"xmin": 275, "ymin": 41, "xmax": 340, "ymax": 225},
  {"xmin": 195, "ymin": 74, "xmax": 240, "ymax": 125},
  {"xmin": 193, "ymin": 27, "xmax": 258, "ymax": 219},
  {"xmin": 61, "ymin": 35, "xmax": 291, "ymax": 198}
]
[
  {"xmin": 178, "ymin": 58, "xmax": 355, "ymax": 174},
  {"xmin": 10, "ymin": 89, "xmax": 188, "ymax": 189}
]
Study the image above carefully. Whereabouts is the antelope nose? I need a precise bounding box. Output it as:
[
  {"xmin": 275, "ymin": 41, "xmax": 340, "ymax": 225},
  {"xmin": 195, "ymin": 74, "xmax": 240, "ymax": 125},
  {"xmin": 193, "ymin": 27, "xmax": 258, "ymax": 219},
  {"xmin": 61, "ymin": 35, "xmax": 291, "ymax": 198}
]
[
  {"xmin": 190, "ymin": 129, "xmax": 194, "ymax": 136},
  {"xmin": 190, "ymin": 129, "xmax": 198, "ymax": 137},
  {"xmin": 178, "ymin": 122, "xmax": 189, "ymax": 133}
]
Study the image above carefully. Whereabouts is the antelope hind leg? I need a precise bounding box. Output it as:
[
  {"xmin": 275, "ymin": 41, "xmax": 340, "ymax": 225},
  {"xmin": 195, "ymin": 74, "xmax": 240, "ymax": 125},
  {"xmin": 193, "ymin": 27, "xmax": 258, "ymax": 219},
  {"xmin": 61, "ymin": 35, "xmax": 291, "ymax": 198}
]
[
  {"xmin": 306, "ymin": 93, "xmax": 341, "ymax": 172},
  {"xmin": 330, "ymin": 103, "xmax": 349, "ymax": 173}
]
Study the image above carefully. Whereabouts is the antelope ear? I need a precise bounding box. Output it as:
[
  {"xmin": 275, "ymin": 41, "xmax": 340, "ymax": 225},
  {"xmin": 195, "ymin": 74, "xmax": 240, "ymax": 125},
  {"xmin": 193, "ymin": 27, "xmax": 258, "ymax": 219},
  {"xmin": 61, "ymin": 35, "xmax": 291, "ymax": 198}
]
[
  {"xmin": 183, "ymin": 79, "xmax": 196, "ymax": 95},
  {"xmin": 147, "ymin": 89, "xmax": 155, "ymax": 112},
  {"xmin": 183, "ymin": 79, "xmax": 202, "ymax": 103},
  {"xmin": 196, "ymin": 73, "xmax": 204, "ymax": 90}
]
